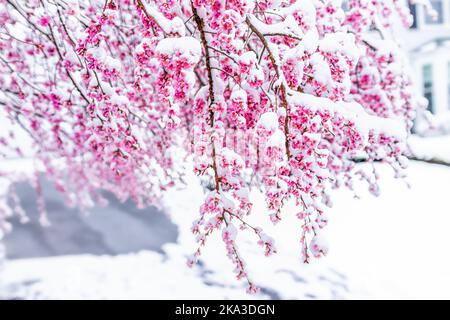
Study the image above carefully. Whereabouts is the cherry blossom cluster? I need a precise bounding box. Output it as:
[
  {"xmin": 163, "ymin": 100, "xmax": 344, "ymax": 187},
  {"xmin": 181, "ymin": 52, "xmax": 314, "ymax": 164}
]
[{"xmin": 0, "ymin": 0, "xmax": 421, "ymax": 292}]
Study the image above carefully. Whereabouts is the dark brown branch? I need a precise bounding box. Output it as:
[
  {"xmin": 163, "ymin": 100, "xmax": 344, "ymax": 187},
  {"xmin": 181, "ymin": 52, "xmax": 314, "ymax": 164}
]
[
  {"xmin": 191, "ymin": 1, "xmax": 220, "ymax": 192},
  {"xmin": 409, "ymin": 157, "xmax": 450, "ymax": 167},
  {"xmin": 246, "ymin": 16, "xmax": 292, "ymax": 160}
]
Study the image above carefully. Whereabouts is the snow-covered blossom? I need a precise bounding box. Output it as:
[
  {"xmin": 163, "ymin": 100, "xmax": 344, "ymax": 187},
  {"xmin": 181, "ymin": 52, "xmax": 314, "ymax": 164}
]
[{"xmin": 0, "ymin": 0, "xmax": 420, "ymax": 293}]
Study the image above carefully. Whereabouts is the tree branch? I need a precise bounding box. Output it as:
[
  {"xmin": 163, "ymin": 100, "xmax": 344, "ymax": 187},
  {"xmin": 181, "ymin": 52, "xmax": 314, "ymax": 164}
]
[{"xmin": 246, "ymin": 15, "xmax": 292, "ymax": 160}]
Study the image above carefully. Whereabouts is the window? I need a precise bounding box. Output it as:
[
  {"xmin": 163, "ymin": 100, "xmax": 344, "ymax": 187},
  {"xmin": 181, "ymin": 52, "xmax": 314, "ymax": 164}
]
[
  {"xmin": 423, "ymin": 64, "xmax": 434, "ymax": 112},
  {"xmin": 448, "ymin": 62, "xmax": 450, "ymax": 110},
  {"xmin": 425, "ymin": 0, "xmax": 444, "ymax": 25},
  {"xmin": 409, "ymin": 4, "xmax": 418, "ymax": 29},
  {"xmin": 341, "ymin": 0, "xmax": 349, "ymax": 11}
]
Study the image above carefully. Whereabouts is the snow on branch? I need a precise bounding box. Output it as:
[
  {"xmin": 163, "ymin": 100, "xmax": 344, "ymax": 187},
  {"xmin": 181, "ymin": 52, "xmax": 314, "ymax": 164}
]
[
  {"xmin": 0, "ymin": 0, "xmax": 420, "ymax": 293},
  {"xmin": 287, "ymin": 92, "xmax": 407, "ymax": 142}
]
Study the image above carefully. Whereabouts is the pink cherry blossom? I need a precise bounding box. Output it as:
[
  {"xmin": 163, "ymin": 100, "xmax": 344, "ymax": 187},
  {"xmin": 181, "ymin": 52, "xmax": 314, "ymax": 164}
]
[{"xmin": 0, "ymin": 0, "xmax": 422, "ymax": 293}]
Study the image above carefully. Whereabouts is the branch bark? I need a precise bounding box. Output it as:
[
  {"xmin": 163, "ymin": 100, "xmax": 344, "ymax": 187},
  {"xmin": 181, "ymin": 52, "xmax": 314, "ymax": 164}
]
[
  {"xmin": 409, "ymin": 157, "xmax": 450, "ymax": 167},
  {"xmin": 246, "ymin": 15, "xmax": 292, "ymax": 160},
  {"xmin": 191, "ymin": 2, "xmax": 220, "ymax": 192}
]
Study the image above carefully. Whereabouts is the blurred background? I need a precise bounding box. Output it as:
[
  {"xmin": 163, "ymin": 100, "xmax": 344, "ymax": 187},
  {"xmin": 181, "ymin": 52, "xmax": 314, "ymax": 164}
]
[{"xmin": 1, "ymin": 1, "xmax": 450, "ymax": 300}]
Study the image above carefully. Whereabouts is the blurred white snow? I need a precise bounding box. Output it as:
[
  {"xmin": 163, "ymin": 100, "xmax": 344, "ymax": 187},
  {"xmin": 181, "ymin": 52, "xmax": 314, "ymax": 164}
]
[{"xmin": 1, "ymin": 157, "xmax": 450, "ymax": 299}]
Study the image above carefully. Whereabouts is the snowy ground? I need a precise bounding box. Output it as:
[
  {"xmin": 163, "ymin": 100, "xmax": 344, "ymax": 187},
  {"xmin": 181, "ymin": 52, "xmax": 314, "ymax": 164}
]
[
  {"xmin": 2, "ymin": 180, "xmax": 176, "ymax": 259},
  {"xmin": 1, "ymin": 156, "xmax": 450, "ymax": 299},
  {"xmin": 409, "ymin": 135, "xmax": 450, "ymax": 164}
]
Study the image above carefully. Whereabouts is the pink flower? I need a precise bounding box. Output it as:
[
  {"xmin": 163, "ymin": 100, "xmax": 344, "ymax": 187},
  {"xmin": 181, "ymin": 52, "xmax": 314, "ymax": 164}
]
[
  {"xmin": 0, "ymin": 0, "xmax": 416, "ymax": 293},
  {"xmin": 39, "ymin": 16, "xmax": 50, "ymax": 27}
]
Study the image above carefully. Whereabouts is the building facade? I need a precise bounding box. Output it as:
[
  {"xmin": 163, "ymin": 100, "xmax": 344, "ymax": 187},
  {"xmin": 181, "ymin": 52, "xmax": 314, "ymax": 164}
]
[{"xmin": 407, "ymin": 1, "xmax": 450, "ymax": 116}]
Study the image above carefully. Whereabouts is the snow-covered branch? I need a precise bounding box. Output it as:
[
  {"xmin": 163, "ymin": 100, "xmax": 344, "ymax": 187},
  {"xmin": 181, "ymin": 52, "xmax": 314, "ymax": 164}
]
[{"xmin": 0, "ymin": 0, "xmax": 419, "ymax": 292}]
